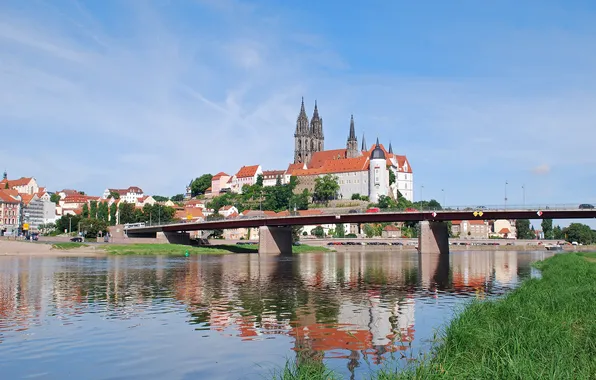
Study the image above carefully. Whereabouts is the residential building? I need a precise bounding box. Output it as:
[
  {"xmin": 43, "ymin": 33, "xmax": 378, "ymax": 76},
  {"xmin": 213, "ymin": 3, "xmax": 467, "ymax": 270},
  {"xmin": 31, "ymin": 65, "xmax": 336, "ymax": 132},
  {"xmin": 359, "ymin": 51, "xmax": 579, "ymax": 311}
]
[
  {"xmin": 218, "ymin": 205, "xmax": 239, "ymax": 218},
  {"xmin": 136, "ymin": 196, "xmax": 156, "ymax": 207},
  {"xmin": 0, "ymin": 189, "xmax": 21, "ymax": 235},
  {"xmin": 492, "ymin": 219, "xmax": 517, "ymax": 239},
  {"xmin": 452, "ymin": 220, "xmax": 490, "ymax": 239},
  {"xmin": 0, "ymin": 174, "xmax": 39, "ymax": 195},
  {"xmin": 382, "ymin": 225, "xmax": 401, "ymax": 238},
  {"xmin": 262, "ymin": 170, "xmax": 286, "ymax": 187},
  {"xmin": 230, "ymin": 165, "xmax": 262, "ymax": 194},
  {"xmin": 102, "ymin": 186, "xmax": 144, "ymax": 204},
  {"xmin": 211, "ymin": 172, "xmax": 232, "ymax": 195}
]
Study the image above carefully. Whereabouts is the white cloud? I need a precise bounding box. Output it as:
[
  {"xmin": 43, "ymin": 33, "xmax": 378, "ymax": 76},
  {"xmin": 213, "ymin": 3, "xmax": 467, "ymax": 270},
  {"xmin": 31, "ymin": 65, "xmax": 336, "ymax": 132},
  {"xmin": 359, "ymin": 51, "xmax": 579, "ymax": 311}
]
[{"xmin": 532, "ymin": 164, "xmax": 551, "ymax": 175}]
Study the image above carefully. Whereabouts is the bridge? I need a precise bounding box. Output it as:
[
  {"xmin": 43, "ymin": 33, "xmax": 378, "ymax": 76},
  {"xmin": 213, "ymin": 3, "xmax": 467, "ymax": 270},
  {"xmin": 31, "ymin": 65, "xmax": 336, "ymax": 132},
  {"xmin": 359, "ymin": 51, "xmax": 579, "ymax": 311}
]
[{"xmin": 125, "ymin": 206, "xmax": 596, "ymax": 255}]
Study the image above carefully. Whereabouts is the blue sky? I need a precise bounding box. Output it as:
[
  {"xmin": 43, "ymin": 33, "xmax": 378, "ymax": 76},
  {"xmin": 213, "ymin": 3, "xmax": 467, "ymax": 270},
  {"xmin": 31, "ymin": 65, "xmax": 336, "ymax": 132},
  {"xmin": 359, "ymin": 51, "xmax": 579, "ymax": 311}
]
[{"xmin": 1, "ymin": 0, "xmax": 595, "ymax": 226}]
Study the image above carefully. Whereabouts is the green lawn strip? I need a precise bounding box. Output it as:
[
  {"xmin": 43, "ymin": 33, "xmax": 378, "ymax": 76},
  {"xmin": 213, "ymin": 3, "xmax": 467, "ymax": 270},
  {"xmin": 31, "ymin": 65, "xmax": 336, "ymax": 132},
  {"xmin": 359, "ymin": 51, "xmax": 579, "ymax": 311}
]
[
  {"xmin": 51, "ymin": 242, "xmax": 89, "ymax": 250},
  {"xmin": 100, "ymin": 243, "xmax": 332, "ymax": 255},
  {"xmin": 375, "ymin": 252, "xmax": 596, "ymax": 379}
]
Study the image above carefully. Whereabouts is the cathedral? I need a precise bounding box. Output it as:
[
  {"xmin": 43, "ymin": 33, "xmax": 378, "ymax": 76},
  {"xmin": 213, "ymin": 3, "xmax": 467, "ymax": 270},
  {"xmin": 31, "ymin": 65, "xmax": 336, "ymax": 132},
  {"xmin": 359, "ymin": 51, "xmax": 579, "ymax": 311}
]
[
  {"xmin": 293, "ymin": 98, "xmax": 368, "ymax": 165},
  {"xmin": 291, "ymin": 97, "xmax": 415, "ymax": 202}
]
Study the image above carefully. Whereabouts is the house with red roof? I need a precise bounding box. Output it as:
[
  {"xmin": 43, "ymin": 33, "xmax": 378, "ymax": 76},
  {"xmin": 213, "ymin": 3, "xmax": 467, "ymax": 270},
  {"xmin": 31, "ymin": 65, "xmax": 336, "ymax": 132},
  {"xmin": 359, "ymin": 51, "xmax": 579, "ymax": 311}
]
[
  {"xmin": 0, "ymin": 173, "xmax": 39, "ymax": 195},
  {"xmin": 210, "ymin": 172, "xmax": 232, "ymax": 196},
  {"xmin": 0, "ymin": 189, "xmax": 21, "ymax": 235},
  {"xmin": 230, "ymin": 165, "xmax": 262, "ymax": 194},
  {"xmin": 102, "ymin": 186, "xmax": 144, "ymax": 204}
]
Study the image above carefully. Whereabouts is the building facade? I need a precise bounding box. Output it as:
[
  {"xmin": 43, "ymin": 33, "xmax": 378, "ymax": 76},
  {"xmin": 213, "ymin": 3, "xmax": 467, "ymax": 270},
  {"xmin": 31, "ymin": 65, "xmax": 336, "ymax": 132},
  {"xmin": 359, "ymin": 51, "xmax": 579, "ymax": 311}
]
[
  {"xmin": 0, "ymin": 190, "xmax": 21, "ymax": 235},
  {"xmin": 294, "ymin": 98, "xmax": 324, "ymax": 165}
]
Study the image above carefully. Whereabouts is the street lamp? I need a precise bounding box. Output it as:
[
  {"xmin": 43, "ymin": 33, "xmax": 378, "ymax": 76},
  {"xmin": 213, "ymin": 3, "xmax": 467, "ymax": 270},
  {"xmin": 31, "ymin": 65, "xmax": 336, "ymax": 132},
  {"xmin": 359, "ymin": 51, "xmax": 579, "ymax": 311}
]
[
  {"xmin": 504, "ymin": 180, "xmax": 508, "ymax": 210},
  {"xmin": 522, "ymin": 184, "xmax": 525, "ymax": 208},
  {"xmin": 420, "ymin": 185, "xmax": 424, "ymax": 202},
  {"xmin": 441, "ymin": 188, "xmax": 445, "ymax": 208},
  {"xmin": 68, "ymin": 216, "xmax": 72, "ymax": 236}
]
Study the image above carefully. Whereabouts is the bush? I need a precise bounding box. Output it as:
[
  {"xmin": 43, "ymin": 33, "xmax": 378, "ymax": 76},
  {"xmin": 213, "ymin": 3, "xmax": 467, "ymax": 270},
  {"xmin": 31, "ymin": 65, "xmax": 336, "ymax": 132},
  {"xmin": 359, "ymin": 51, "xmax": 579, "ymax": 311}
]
[{"xmin": 346, "ymin": 233, "xmax": 357, "ymax": 238}]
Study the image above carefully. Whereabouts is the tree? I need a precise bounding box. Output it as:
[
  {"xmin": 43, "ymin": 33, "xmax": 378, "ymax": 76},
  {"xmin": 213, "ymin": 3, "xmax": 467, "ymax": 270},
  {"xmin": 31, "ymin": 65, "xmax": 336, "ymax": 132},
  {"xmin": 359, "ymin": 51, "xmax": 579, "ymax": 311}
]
[
  {"xmin": 311, "ymin": 226, "xmax": 325, "ymax": 238},
  {"xmin": 97, "ymin": 202, "xmax": 109, "ymax": 222},
  {"xmin": 351, "ymin": 193, "xmax": 361, "ymax": 200},
  {"xmin": 563, "ymin": 223, "xmax": 594, "ymax": 244},
  {"xmin": 541, "ymin": 219, "xmax": 554, "ymax": 239},
  {"xmin": 50, "ymin": 193, "xmax": 60, "ymax": 204},
  {"xmin": 334, "ymin": 223, "xmax": 345, "ymax": 238},
  {"xmin": 363, "ymin": 224, "xmax": 375, "ymax": 238},
  {"xmin": 191, "ymin": 174, "xmax": 213, "ymax": 197},
  {"xmin": 4, "ymin": 182, "xmax": 8, "ymax": 189},
  {"xmin": 55, "ymin": 215, "xmax": 81, "ymax": 234},
  {"xmin": 313, "ymin": 174, "xmax": 339, "ymax": 204},
  {"xmin": 89, "ymin": 201, "xmax": 98, "ymax": 219},
  {"xmin": 377, "ymin": 195, "xmax": 396, "ymax": 209},
  {"xmin": 109, "ymin": 191, "xmax": 120, "ymax": 199},
  {"xmin": 109, "ymin": 203, "xmax": 118, "ymax": 225},
  {"xmin": 79, "ymin": 218, "xmax": 108, "ymax": 239},
  {"xmin": 515, "ymin": 219, "xmax": 533, "ymax": 239},
  {"xmin": 153, "ymin": 195, "xmax": 169, "ymax": 202},
  {"xmin": 171, "ymin": 194, "xmax": 184, "ymax": 202},
  {"xmin": 119, "ymin": 202, "xmax": 136, "ymax": 224},
  {"xmin": 290, "ymin": 189, "xmax": 310, "ymax": 211},
  {"xmin": 81, "ymin": 203, "xmax": 90, "ymax": 218},
  {"xmin": 553, "ymin": 225, "xmax": 564, "ymax": 240},
  {"xmin": 389, "ymin": 170, "xmax": 395, "ymax": 185},
  {"xmin": 255, "ymin": 174, "xmax": 263, "ymax": 187}
]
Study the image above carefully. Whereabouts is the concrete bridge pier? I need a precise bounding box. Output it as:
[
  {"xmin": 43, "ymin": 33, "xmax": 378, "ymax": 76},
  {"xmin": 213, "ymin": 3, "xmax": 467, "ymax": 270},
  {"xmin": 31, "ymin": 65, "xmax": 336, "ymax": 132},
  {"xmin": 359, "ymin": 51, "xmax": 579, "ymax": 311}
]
[
  {"xmin": 157, "ymin": 231, "xmax": 191, "ymax": 245},
  {"xmin": 259, "ymin": 226, "xmax": 292, "ymax": 256},
  {"xmin": 418, "ymin": 221, "xmax": 450, "ymax": 255}
]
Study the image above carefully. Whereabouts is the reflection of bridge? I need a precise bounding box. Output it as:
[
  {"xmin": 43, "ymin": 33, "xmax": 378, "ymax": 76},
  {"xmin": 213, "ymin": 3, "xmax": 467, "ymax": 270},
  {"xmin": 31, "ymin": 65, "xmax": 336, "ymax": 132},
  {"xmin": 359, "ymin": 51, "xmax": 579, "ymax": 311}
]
[{"xmin": 126, "ymin": 207, "xmax": 596, "ymax": 255}]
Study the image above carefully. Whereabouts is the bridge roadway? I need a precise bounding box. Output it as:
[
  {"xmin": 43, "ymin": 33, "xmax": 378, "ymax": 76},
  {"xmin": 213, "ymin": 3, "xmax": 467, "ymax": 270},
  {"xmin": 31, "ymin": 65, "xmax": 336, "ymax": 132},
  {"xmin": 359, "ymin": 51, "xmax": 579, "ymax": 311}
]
[{"xmin": 126, "ymin": 208, "xmax": 596, "ymax": 234}]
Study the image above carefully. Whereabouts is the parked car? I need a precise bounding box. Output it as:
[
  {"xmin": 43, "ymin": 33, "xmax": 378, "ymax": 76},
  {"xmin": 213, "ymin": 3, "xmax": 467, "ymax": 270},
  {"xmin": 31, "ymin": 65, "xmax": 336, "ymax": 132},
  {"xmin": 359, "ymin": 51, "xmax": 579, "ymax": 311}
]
[
  {"xmin": 366, "ymin": 207, "xmax": 380, "ymax": 213},
  {"xmin": 70, "ymin": 237, "xmax": 83, "ymax": 242},
  {"xmin": 579, "ymin": 204, "xmax": 594, "ymax": 209}
]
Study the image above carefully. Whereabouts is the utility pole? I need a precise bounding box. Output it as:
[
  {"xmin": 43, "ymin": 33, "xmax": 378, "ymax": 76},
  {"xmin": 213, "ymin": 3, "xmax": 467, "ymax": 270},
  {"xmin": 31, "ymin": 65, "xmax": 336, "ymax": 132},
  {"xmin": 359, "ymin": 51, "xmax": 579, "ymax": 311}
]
[
  {"xmin": 522, "ymin": 185, "xmax": 525, "ymax": 208},
  {"xmin": 504, "ymin": 180, "xmax": 508, "ymax": 210}
]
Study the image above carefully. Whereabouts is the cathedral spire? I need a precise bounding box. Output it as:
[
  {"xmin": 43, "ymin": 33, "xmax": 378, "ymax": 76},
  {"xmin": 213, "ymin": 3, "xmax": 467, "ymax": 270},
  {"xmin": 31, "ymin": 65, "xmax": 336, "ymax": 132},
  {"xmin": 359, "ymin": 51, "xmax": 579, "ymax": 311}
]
[
  {"xmin": 295, "ymin": 97, "xmax": 309, "ymax": 135},
  {"xmin": 348, "ymin": 115, "xmax": 356, "ymax": 139},
  {"xmin": 388, "ymin": 142, "xmax": 393, "ymax": 154},
  {"xmin": 313, "ymin": 100, "xmax": 319, "ymax": 118},
  {"xmin": 361, "ymin": 134, "xmax": 367, "ymax": 151}
]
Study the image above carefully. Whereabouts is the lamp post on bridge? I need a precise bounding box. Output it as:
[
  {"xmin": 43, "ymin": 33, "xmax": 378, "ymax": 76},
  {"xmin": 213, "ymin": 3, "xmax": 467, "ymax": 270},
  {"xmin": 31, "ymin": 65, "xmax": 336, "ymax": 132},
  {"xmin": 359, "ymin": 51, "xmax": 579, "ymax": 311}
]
[
  {"xmin": 522, "ymin": 184, "xmax": 525, "ymax": 208},
  {"xmin": 441, "ymin": 188, "xmax": 445, "ymax": 209},
  {"xmin": 505, "ymin": 181, "xmax": 509, "ymax": 209}
]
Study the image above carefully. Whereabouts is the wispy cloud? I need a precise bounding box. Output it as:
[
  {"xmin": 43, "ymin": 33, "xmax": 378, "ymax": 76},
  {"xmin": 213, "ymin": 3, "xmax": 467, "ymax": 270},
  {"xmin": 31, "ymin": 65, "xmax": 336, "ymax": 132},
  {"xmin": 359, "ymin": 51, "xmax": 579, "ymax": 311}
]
[{"xmin": 531, "ymin": 164, "xmax": 551, "ymax": 175}]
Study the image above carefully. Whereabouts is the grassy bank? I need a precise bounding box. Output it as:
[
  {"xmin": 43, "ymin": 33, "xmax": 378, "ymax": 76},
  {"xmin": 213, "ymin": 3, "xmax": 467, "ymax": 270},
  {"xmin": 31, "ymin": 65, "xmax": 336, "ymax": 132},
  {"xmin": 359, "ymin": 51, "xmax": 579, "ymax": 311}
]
[
  {"xmin": 51, "ymin": 242, "xmax": 89, "ymax": 250},
  {"xmin": 377, "ymin": 252, "xmax": 596, "ymax": 379},
  {"xmin": 101, "ymin": 243, "xmax": 332, "ymax": 255}
]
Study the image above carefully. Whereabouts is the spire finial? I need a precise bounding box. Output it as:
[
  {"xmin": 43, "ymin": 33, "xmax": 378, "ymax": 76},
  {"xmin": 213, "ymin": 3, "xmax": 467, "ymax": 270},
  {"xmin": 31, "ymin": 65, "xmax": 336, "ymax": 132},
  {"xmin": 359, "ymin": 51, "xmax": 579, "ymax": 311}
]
[
  {"xmin": 375, "ymin": 137, "xmax": 380, "ymax": 146},
  {"xmin": 388, "ymin": 141, "xmax": 393, "ymax": 154},
  {"xmin": 361, "ymin": 133, "xmax": 367, "ymax": 151},
  {"xmin": 348, "ymin": 114, "xmax": 356, "ymax": 140}
]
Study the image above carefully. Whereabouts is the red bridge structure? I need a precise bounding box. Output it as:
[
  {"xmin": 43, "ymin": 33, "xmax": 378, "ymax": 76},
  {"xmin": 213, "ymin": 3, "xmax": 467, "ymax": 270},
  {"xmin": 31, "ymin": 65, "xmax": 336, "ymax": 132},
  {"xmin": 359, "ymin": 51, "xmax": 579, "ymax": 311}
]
[{"xmin": 125, "ymin": 207, "xmax": 596, "ymax": 255}]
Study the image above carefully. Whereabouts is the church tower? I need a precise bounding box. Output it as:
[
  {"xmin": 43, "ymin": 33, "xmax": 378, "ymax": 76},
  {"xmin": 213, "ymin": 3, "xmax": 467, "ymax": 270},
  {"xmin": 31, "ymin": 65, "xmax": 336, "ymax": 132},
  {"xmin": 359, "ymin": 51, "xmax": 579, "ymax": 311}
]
[
  {"xmin": 346, "ymin": 115, "xmax": 359, "ymax": 158},
  {"xmin": 294, "ymin": 98, "xmax": 324, "ymax": 165},
  {"xmin": 310, "ymin": 100, "xmax": 324, "ymax": 153},
  {"xmin": 294, "ymin": 97, "xmax": 310, "ymax": 164},
  {"xmin": 361, "ymin": 134, "xmax": 367, "ymax": 152}
]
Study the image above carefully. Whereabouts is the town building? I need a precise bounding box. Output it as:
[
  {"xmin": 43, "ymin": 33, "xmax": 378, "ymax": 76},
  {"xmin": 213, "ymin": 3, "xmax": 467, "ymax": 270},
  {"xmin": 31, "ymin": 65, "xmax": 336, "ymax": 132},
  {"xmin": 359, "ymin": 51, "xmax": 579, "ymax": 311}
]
[
  {"xmin": 0, "ymin": 189, "xmax": 21, "ymax": 235},
  {"xmin": 451, "ymin": 220, "xmax": 491, "ymax": 239},
  {"xmin": 230, "ymin": 165, "xmax": 262, "ymax": 194},
  {"xmin": 210, "ymin": 172, "xmax": 232, "ymax": 196},
  {"xmin": 21, "ymin": 194, "xmax": 57, "ymax": 230},
  {"xmin": 102, "ymin": 186, "xmax": 144, "ymax": 204},
  {"xmin": 262, "ymin": 170, "xmax": 286, "ymax": 187},
  {"xmin": 491, "ymin": 219, "xmax": 517, "ymax": 239},
  {"xmin": 0, "ymin": 172, "xmax": 39, "ymax": 195}
]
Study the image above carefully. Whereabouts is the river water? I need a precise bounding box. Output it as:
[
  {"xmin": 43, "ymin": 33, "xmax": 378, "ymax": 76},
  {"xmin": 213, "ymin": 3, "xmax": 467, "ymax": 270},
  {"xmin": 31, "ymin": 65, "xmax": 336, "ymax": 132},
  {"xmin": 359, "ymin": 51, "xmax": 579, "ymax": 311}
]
[{"xmin": 0, "ymin": 250, "xmax": 550, "ymax": 379}]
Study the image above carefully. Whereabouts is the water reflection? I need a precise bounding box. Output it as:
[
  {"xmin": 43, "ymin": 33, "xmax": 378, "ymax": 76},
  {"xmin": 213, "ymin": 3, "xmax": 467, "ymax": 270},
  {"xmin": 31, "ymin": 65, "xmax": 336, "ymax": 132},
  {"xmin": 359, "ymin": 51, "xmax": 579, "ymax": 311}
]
[{"xmin": 0, "ymin": 250, "xmax": 551, "ymax": 379}]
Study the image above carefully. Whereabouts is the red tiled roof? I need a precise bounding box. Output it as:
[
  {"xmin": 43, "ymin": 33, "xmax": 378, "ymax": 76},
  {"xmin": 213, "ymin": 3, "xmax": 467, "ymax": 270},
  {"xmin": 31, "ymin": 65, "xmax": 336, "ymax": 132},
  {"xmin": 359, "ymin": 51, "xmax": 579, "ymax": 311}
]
[
  {"xmin": 286, "ymin": 162, "xmax": 306, "ymax": 175},
  {"xmin": 0, "ymin": 177, "xmax": 33, "ymax": 187},
  {"xmin": 297, "ymin": 209, "xmax": 324, "ymax": 216},
  {"xmin": 63, "ymin": 195, "xmax": 90, "ymax": 203},
  {"xmin": 212, "ymin": 172, "xmax": 229, "ymax": 180},
  {"xmin": 220, "ymin": 205, "xmax": 234, "ymax": 211},
  {"xmin": 384, "ymin": 225, "xmax": 400, "ymax": 231},
  {"xmin": 235, "ymin": 165, "xmax": 260, "ymax": 178},
  {"xmin": 469, "ymin": 220, "xmax": 486, "ymax": 225},
  {"xmin": 499, "ymin": 228, "xmax": 511, "ymax": 234},
  {"xmin": 294, "ymin": 155, "xmax": 369, "ymax": 176},
  {"xmin": 0, "ymin": 190, "xmax": 19, "ymax": 203},
  {"xmin": 308, "ymin": 149, "xmax": 347, "ymax": 169},
  {"xmin": 20, "ymin": 194, "xmax": 35, "ymax": 206}
]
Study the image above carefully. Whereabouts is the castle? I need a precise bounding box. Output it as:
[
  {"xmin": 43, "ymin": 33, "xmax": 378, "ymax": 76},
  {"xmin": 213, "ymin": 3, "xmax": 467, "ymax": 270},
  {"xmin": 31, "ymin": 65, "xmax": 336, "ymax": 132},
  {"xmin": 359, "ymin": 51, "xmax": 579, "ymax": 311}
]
[{"xmin": 290, "ymin": 98, "xmax": 414, "ymax": 202}]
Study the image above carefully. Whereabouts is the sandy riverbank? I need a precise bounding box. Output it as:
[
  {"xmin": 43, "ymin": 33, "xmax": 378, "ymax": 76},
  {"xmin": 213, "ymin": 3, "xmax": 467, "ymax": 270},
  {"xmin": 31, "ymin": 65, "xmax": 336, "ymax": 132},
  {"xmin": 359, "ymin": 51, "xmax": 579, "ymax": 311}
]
[{"xmin": 0, "ymin": 240, "xmax": 104, "ymax": 257}]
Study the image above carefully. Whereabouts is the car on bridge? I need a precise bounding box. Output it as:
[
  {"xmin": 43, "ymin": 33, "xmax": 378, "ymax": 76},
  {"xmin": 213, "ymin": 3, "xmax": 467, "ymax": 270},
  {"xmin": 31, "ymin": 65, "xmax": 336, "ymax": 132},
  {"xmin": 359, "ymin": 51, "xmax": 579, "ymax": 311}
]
[{"xmin": 579, "ymin": 204, "xmax": 594, "ymax": 209}]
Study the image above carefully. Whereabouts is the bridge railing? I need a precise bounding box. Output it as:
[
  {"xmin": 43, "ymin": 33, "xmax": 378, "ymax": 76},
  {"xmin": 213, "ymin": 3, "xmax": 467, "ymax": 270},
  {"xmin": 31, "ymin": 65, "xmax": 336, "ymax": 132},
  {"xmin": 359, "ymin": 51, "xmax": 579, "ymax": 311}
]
[{"xmin": 125, "ymin": 203, "xmax": 589, "ymax": 230}]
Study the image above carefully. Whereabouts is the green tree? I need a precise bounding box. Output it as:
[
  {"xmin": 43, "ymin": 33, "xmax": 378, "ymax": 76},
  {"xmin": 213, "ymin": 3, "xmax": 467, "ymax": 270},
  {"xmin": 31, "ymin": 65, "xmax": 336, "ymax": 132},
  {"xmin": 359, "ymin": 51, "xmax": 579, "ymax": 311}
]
[
  {"xmin": 55, "ymin": 215, "xmax": 81, "ymax": 234},
  {"xmin": 171, "ymin": 194, "xmax": 184, "ymax": 202},
  {"xmin": 108, "ymin": 191, "xmax": 120, "ymax": 199},
  {"xmin": 553, "ymin": 225, "xmax": 564, "ymax": 240},
  {"xmin": 79, "ymin": 218, "xmax": 108, "ymax": 239},
  {"xmin": 153, "ymin": 195, "xmax": 168, "ymax": 202},
  {"xmin": 515, "ymin": 219, "xmax": 533, "ymax": 239},
  {"xmin": 191, "ymin": 174, "xmax": 213, "ymax": 197},
  {"xmin": 351, "ymin": 193, "xmax": 361, "ymax": 200},
  {"xmin": 109, "ymin": 203, "xmax": 118, "ymax": 225},
  {"xmin": 119, "ymin": 202, "xmax": 136, "ymax": 224},
  {"xmin": 541, "ymin": 219, "xmax": 554, "ymax": 239},
  {"xmin": 313, "ymin": 174, "xmax": 339, "ymax": 204},
  {"xmin": 97, "ymin": 202, "xmax": 109, "ymax": 222},
  {"xmin": 255, "ymin": 174, "xmax": 263, "ymax": 187},
  {"xmin": 334, "ymin": 223, "xmax": 345, "ymax": 238},
  {"xmin": 363, "ymin": 224, "xmax": 375, "ymax": 238},
  {"xmin": 89, "ymin": 201, "xmax": 98, "ymax": 219},
  {"xmin": 377, "ymin": 195, "xmax": 396, "ymax": 209},
  {"xmin": 290, "ymin": 189, "xmax": 310, "ymax": 211},
  {"xmin": 311, "ymin": 226, "xmax": 325, "ymax": 238},
  {"xmin": 81, "ymin": 203, "xmax": 90, "ymax": 218},
  {"xmin": 50, "ymin": 193, "xmax": 60, "ymax": 204},
  {"xmin": 4, "ymin": 182, "xmax": 8, "ymax": 189},
  {"xmin": 563, "ymin": 223, "xmax": 594, "ymax": 244},
  {"xmin": 389, "ymin": 170, "xmax": 395, "ymax": 185},
  {"xmin": 291, "ymin": 226, "xmax": 303, "ymax": 244}
]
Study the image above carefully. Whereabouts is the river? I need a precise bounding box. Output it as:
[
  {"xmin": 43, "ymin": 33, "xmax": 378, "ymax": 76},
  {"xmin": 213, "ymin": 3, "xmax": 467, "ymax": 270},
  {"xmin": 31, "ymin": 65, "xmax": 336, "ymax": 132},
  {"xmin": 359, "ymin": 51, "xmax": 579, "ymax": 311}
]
[{"xmin": 0, "ymin": 250, "xmax": 551, "ymax": 379}]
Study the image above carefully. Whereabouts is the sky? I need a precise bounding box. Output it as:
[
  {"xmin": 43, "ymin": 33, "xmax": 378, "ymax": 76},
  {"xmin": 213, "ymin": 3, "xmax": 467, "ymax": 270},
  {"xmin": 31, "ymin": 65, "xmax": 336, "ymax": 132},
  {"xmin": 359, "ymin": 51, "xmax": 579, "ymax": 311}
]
[{"xmin": 1, "ymin": 0, "xmax": 595, "ymax": 226}]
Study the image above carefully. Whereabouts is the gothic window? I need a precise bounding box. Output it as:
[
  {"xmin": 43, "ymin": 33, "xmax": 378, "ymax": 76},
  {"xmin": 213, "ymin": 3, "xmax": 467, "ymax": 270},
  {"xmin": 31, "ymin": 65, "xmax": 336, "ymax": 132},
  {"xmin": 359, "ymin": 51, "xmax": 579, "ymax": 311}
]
[
  {"xmin": 311, "ymin": 140, "xmax": 315, "ymax": 151},
  {"xmin": 298, "ymin": 140, "xmax": 302, "ymax": 151}
]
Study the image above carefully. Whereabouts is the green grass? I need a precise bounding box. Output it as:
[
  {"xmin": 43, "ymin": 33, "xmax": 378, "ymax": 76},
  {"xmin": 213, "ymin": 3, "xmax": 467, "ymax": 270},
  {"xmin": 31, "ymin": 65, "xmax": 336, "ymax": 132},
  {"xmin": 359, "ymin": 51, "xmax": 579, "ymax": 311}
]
[
  {"xmin": 51, "ymin": 242, "xmax": 89, "ymax": 250},
  {"xmin": 100, "ymin": 243, "xmax": 332, "ymax": 255},
  {"xmin": 271, "ymin": 357, "xmax": 339, "ymax": 380},
  {"xmin": 375, "ymin": 252, "xmax": 596, "ymax": 379}
]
